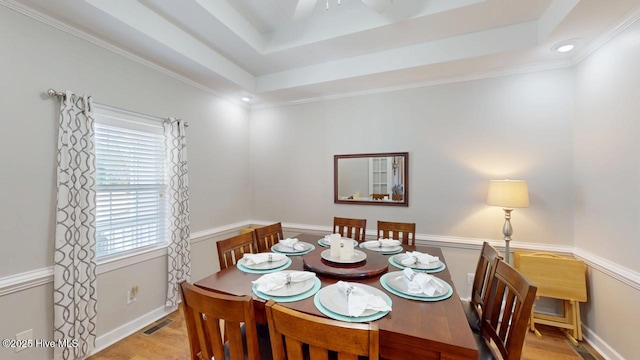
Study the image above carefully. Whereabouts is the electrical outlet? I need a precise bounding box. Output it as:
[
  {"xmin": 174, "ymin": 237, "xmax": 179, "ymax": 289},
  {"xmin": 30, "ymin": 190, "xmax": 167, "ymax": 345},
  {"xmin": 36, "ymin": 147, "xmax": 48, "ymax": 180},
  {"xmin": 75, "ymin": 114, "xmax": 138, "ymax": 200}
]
[
  {"xmin": 467, "ymin": 273, "xmax": 474, "ymax": 285},
  {"xmin": 127, "ymin": 285, "xmax": 138, "ymax": 304},
  {"xmin": 15, "ymin": 329, "xmax": 32, "ymax": 353}
]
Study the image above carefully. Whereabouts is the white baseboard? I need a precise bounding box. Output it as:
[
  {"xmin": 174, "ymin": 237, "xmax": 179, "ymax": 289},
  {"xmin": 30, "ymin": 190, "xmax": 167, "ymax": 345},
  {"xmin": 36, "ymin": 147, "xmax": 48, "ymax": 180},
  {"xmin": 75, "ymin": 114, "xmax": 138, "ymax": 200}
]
[
  {"xmin": 582, "ymin": 324, "xmax": 625, "ymax": 360},
  {"xmin": 90, "ymin": 305, "xmax": 177, "ymax": 356}
]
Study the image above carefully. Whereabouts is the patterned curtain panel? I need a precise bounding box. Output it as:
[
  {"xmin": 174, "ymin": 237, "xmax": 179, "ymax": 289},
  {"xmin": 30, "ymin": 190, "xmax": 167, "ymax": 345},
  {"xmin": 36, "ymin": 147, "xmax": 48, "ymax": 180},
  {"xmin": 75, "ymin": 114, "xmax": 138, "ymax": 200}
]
[
  {"xmin": 164, "ymin": 118, "xmax": 192, "ymax": 307},
  {"xmin": 54, "ymin": 91, "xmax": 98, "ymax": 360}
]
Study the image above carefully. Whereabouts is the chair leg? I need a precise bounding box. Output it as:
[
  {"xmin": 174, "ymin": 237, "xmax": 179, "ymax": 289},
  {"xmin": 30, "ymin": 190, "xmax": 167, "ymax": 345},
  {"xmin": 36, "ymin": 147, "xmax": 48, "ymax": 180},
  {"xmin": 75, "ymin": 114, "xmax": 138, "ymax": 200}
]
[
  {"xmin": 575, "ymin": 301, "xmax": 583, "ymax": 341},
  {"xmin": 561, "ymin": 301, "xmax": 579, "ymax": 346},
  {"xmin": 530, "ymin": 306, "xmax": 542, "ymax": 339},
  {"xmin": 561, "ymin": 329, "xmax": 579, "ymax": 346}
]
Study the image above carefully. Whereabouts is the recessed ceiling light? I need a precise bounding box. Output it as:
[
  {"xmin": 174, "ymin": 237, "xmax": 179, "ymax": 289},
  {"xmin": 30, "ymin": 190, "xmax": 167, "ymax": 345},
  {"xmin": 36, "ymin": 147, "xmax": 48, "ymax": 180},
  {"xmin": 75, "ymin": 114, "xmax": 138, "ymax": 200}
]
[
  {"xmin": 241, "ymin": 96, "xmax": 251, "ymax": 102},
  {"xmin": 552, "ymin": 40, "xmax": 578, "ymax": 53},
  {"xmin": 556, "ymin": 44, "xmax": 575, "ymax": 53}
]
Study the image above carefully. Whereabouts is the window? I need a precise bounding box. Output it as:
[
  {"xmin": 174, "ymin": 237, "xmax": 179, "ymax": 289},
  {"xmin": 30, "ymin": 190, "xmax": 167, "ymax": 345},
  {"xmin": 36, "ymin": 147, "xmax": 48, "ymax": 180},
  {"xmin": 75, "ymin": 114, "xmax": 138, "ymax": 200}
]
[{"xmin": 94, "ymin": 107, "xmax": 167, "ymax": 258}]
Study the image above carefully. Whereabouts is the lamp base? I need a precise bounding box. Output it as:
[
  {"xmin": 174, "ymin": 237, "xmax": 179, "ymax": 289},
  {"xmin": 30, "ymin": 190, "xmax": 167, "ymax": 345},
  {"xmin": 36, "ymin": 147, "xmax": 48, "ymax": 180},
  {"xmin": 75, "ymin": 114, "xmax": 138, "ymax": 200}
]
[{"xmin": 502, "ymin": 208, "xmax": 513, "ymax": 263}]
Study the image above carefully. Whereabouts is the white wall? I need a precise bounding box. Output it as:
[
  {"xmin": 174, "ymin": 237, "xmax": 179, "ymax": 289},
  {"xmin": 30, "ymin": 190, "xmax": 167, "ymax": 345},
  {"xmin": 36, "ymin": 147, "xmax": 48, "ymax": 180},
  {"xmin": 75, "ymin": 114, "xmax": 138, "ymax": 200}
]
[
  {"xmin": 250, "ymin": 69, "xmax": 575, "ymax": 245},
  {"xmin": 573, "ymin": 19, "xmax": 640, "ymax": 359},
  {"xmin": 0, "ymin": 6, "xmax": 251, "ymax": 359}
]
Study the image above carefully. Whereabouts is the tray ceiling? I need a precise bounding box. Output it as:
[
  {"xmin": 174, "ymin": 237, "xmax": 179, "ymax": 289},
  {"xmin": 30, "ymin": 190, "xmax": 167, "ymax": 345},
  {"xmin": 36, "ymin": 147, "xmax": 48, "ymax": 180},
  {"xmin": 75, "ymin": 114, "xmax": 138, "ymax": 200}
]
[{"xmin": 7, "ymin": 0, "xmax": 640, "ymax": 106}]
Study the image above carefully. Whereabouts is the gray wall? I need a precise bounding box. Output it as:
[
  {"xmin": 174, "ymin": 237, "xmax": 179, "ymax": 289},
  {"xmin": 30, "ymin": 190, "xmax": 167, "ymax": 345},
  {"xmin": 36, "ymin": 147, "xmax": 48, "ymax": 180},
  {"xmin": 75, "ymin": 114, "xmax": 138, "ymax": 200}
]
[
  {"xmin": 573, "ymin": 19, "xmax": 640, "ymax": 359},
  {"xmin": 250, "ymin": 69, "xmax": 575, "ymax": 245},
  {"xmin": 0, "ymin": 6, "xmax": 251, "ymax": 359}
]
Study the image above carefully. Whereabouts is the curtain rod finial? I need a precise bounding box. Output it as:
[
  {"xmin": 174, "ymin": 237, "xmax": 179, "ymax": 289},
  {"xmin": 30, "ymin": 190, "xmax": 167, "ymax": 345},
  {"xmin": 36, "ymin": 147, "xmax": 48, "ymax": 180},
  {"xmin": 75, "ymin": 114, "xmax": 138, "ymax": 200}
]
[{"xmin": 47, "ymin": 89, "xmax": 58, "ymax": 97}]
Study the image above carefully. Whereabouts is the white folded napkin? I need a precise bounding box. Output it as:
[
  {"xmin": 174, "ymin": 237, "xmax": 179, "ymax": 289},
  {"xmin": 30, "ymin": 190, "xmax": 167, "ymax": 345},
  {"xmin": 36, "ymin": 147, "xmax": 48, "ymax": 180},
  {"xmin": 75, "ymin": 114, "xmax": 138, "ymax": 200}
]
[
  {"xmin": 322, "ymin": 235, "xmax": 350, "ymax": 245},
  {"xmin": 402, "ymin": 268, "xmax": 445, "ymax": 296},
  {"xmin": 362, "ymin": 239, "xmax": 401, "ymax": 249},
  {"xmin": 242, "ymin": 253, "xmax": 287, "ymax": 266},
  {"xmin": 400, "ymin": 251, "xmax": 440, "ymax": 266},
  {"xmin": 279, "ymin": 238, "xmax": 305, "ymax": 251},
  {"xmin": 252, "ymin": 271, "xmax": 316, "ymax": 292},
  {"xmin": 336, "ymin": 281, "xmax": 392, "ymax": 317}
]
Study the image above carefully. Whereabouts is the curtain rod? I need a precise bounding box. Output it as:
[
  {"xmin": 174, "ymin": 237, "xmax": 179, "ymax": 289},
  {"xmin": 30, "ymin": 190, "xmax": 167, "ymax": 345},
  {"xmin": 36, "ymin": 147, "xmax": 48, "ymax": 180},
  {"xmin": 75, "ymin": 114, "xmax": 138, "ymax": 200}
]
[{"xmin": 47, "ymin": 89, "xmax": 189, "ymax": 127}]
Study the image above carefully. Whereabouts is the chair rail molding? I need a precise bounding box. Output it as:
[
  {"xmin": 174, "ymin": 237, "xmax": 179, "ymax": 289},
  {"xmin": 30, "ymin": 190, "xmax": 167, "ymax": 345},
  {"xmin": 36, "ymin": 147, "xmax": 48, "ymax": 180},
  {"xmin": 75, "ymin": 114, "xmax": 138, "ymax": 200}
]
[
  {"xmin": 0, "ymin": 267, "xmax": 54, "ymax": 297},
  {"xmin": 2, "ymin": 220, "xmax": 638, "ymax": 298},
  {"xmin": 0, "ymin": 221, "xmax": 253, "ymax": 297}
]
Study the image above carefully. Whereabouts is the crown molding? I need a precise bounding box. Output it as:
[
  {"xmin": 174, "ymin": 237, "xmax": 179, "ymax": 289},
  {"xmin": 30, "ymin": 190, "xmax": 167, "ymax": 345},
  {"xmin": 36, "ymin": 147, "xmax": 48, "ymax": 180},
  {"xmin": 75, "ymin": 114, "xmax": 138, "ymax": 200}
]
[
  {"xmin": 0, "ymin": 0, "xmax": 247, "ymax": 109},
  {"xmin": 571, "ymin": 2, "xmax": 640, "ymax": 66},
  {"xmin": 3, "ymin": 0, "xmax": 637, "ymax": 111}
]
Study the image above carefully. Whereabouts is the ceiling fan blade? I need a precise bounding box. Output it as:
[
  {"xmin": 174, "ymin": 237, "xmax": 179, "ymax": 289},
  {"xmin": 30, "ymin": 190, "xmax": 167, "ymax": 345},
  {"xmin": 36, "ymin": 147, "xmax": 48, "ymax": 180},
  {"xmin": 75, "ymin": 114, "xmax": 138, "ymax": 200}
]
[
  {"xmin": 361, "ymin": 0, "xmax": 392, "ymax": 13},
  {"xmin": 293, "ymin": 0, "xmax": 318, "ymax": 22}
]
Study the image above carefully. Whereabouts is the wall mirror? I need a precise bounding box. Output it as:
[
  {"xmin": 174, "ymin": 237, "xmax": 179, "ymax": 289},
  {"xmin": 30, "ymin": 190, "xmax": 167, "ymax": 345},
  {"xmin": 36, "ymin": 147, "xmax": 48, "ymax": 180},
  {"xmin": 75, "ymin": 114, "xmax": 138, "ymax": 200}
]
[{"xmin": 334, "ymin": 152, "xmax": 409, "ymax": 206}]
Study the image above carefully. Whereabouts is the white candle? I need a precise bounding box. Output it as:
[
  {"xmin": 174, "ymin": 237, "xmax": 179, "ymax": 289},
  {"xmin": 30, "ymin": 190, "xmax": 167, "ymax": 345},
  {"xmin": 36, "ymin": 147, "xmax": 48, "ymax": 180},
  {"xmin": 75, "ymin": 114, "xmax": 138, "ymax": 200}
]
[
  {"xmin": 340, "ymin": 238, "xmax": 354, "ymax": 260},
  {"xmin": 330, "ymin": 233, "xmax": 341, "ymax": 258}
]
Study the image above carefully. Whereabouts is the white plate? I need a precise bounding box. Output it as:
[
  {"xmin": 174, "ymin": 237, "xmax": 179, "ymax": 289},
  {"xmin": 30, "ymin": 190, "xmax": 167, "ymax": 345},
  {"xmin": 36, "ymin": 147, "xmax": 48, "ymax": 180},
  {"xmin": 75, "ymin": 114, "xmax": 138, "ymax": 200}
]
[
  {"xmin": 320, "ymin": 249, "xmax": 367, "ymax": 264},
  {"xmin": 361, "ymin": 244, "xmax": 403, "ymax": 253},
  {"xmin": 239, "ymin": 256, "xmax": 288, "ymax": 270},
  {"xmin": 384, "ymin": 271, "xmax": 448, "ymax": 297},
  {"xmin": 318, "ymin": 283, "xmax": 388, "ymax": 317},
  {"xmin": 318, "ymin": 237, "xmax": 359, "ymax": 247},
  {"xmin": 274, "ymin": 242, "xmax": 311, "ymax": 253},
  {"xmin": 258, "ymin": 271, "xmax": 316, "ymax": 297},
  {"xmin": 392, "ymin": 254, "xmax": 443, "ymax": 270}
]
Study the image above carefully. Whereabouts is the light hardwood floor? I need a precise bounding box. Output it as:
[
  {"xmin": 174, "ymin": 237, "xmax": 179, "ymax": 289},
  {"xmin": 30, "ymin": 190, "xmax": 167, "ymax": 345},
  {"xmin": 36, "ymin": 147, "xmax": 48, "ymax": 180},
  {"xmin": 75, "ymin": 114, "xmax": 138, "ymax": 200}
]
[{"xmin": 88, "ymin": 307, "xmax": 604, "ymax": 360}]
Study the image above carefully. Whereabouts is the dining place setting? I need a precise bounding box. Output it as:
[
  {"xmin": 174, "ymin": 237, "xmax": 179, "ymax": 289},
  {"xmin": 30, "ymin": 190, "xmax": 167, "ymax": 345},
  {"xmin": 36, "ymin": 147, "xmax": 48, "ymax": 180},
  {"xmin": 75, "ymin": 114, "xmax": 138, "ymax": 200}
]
[
  {"xmin": 269, "ymin": 236, "xmax": 315, "ymax": 255},
  {"xmin": 197, "ymin": 220, "xmax": 479, "ymax": 360},
  {"xmin": 388, "ymin": 249, "xmax": 447, "ymax": 273},
  {"xmin": 232, "ymin": 228, "xmax": 453, "ymax": 324},
  {"xmin": 359, "ymin": 238, "xmax": 404, "ymax": 254}
]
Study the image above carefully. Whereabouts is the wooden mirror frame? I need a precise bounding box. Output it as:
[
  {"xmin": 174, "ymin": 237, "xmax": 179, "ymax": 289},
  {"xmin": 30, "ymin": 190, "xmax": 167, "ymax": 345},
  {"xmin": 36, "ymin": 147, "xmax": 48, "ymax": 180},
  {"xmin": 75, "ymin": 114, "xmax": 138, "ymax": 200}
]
[{"xmin": 334, "ymin": 152, "xmax": 409, "ymax": 207}]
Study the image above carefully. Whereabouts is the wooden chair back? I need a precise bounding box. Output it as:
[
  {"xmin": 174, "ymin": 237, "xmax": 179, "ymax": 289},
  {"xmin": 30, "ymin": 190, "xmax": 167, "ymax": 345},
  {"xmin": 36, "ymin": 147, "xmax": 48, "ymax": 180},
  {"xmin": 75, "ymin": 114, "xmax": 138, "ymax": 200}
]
[
  {"xmin": 254, "ymin": 222, "xmax": 284, "ymax": 252},
  {"xmin": 471, "ymin": 242, "xmax": 503, "ymax": 319},
  {"xmin": 377, "ymin": 220, "xmax": 416, "ymax": 245},
  {"xmin": 216, "ymin": 231, "xmax": 257, "ymax": 270},
  {"xmin": 333, "ymin": 217, "xmax": 367, "ymax": 242},
  {"xmin": 180, "ymin": 281, "xmax": 261, "ymax": 360},
  {"xmin": 480, "ymin": 261, "xmax": 537, "ymax": 360},
  {"xmin": 265, "ymin": 300, "xmax": 379, "ymax": 360},
  {"xmin": 371, "ymin": 193, "xmax": 388, "ymax": 200}
]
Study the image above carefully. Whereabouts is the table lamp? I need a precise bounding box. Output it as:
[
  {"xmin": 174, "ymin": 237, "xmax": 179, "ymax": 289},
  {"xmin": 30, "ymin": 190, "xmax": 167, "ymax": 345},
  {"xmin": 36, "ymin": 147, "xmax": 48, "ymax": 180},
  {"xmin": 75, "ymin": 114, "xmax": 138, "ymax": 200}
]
[{"xmin": 486, "ymin": 179, "xmax": 529, "ymax": 263}]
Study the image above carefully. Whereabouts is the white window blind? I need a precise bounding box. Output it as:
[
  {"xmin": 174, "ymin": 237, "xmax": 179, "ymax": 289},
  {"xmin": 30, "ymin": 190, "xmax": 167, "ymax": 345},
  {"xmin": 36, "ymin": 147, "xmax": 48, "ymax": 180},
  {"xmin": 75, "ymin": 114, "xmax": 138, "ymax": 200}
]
[{"xmin": 95, "ymin": 112, "xmax": 167, "ymax": 258}]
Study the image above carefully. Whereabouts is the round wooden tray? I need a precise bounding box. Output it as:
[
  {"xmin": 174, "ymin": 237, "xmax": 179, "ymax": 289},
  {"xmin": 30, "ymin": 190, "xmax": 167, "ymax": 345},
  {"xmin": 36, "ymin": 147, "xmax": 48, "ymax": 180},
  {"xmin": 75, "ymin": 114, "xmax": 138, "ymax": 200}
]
[{"xmin": 302, "ymin": 248, "xmax": 389, "ymax": 279}]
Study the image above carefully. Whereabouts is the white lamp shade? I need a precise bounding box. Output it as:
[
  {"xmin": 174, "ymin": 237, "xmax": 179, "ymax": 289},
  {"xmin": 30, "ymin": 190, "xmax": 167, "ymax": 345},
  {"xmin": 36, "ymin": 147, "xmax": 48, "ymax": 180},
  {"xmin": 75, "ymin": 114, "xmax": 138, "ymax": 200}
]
[{"xmin": 487, "ymin": 180, "xmax": 530, "ymax": 208}]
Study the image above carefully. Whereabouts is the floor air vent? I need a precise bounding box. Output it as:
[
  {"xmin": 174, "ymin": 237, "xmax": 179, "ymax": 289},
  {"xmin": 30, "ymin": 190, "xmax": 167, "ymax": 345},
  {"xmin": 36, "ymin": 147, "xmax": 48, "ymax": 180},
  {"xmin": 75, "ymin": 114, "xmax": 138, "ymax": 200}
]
[
  {"xmin": 142, "ymin": 318, "xmax": 174, "ymax": 336},
  {"xmin": 567, "ymin": 340, "xmax": 597, "ymax": 360}
]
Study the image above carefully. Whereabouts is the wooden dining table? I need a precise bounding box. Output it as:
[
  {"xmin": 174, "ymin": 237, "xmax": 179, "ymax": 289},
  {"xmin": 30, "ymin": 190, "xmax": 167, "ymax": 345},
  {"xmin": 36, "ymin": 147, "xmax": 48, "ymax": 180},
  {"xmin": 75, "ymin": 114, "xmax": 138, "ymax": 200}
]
[{"xmin": 195, "ymin": 233, "xmax": 478, "ymax": 360}]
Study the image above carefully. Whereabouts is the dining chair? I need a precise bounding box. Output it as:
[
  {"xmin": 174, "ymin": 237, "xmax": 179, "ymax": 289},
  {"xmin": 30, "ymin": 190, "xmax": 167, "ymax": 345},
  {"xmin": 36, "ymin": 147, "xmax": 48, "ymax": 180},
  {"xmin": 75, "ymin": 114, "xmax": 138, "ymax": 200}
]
[
  {"xmin": 254, "ymin": 222, "xmax": 284, "ymax": 252},
  {"xmin": 474, "ymin": 260, "xmax": 537, "ymax": 360},
  {"xmin": 216, "ymin": 231, "xmax": 257, "ymax": 270},
  {"xmin": 460, "ymin": 241, "xmax": 503, "ymax": 333},
  {"xmin": 264, "ymin": 299, "xmax": 379, "ymax": 360},
  {"xmin": 333, "ymin": 217, "xmax": 367, "ymax": 242},
  {"xmin": 179, "ymin": 281, "xmax": 272, "ymax": 360},
  {"xmin": 377, "ymin": 220, "xmax": 416, "ymax": 245}
]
